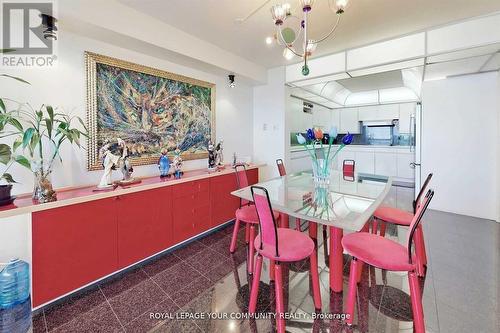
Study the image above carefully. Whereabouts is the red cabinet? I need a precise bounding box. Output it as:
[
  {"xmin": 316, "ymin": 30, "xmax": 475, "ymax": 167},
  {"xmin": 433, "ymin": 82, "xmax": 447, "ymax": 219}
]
[
  {"xmin": 210, "ymin": 168, "xmax": 259, "ymax": 228},
  {"xmin": 117, "ymin": 187, "xmax": 172, "ymax": 268},
  {"xmin": 32, "ymin": 168, "xmax": 258, "ymax": 307},
  {"xmin": 172, "ymin": 179, "xmax": 210, "ymax": 243},
  {"xmin": 32, "ymin": 198, "xmax": 118, "ymax": 307}
]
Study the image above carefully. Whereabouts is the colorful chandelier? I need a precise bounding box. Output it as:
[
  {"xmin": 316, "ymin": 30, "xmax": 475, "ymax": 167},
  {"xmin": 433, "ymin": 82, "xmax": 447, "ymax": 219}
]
[{"xmin": 270, "ymin": 0, "xmax": 349, "ymax": 76}]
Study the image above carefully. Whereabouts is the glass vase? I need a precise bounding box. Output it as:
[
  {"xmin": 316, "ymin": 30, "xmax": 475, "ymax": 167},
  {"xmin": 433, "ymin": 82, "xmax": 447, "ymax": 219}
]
[
  {"xmin": 311, "ymin": 158, "xmax": 331, "ymax": 188},
  {"xmin": 32, "ymin": 159, "xmax": 57, "ymax": 203}
]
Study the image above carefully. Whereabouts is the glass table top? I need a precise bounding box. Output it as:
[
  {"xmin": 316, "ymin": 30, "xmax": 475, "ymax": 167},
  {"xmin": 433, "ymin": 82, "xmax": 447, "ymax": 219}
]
[{"xmin": 231, "ymin": 171, "xmax": 392, "ymax": 232}]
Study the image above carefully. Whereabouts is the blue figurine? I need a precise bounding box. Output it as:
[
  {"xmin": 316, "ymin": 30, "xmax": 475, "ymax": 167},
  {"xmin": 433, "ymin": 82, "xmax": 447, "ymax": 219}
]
[{"xmin": 158, "ymin": 149, "xmax": 171, "ymax": 178}]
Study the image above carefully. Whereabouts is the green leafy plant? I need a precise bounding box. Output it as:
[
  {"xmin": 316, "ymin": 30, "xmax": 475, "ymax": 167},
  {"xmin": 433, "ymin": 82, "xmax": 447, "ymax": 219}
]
[
  {"xmin": 0, "ymin": 76, "xmax": 31, "ymax": 184},
  {"xmin": 19, "ymin": 104, "xmax": 88, "ymax": 175}
]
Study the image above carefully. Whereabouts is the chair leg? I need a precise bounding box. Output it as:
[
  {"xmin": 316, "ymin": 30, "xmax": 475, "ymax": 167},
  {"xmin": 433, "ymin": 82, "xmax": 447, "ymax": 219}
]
[
  {"xmin": 356, "ymin": 261, "xmax": 364, "ymax": 283},
  {"xmin": 408, "ymin": 271, "xmax": 425, "ymax": 333},
  {"xmin": 249, "ymin": 255, "xmax": 263, "ymax": 313},
  {"xmin": 345, "ymin": 258, "xmax": 361, "ymax": 326},
  {"xmin": 329, "ymin": 226, "xmax": 344, "ymax": 292},
  {"xmin": 269, "ymin": 259, "xmax": 275, "ymax": 281},
  {"xmin": 245, "ymin": 224, "xmax": 250, "ymax": 243},
  {"xmin": 309, "ymin": 222, "xmax": 318, "ymax": 239},
  {"xmin": 379, "ymin": 221, "xmax": 386, "ymax": 237},
  {"xmin": 248, "ymin": 225, "xmax": 256, "ymax": 274},
  {"xmin": 371, "ymin": 219, "xmax": 378, "ymax": 234},
  {"xmin": 230, "ymin": 219, "xmax": 241, "ymax": 253},
  {"xmin": 274, "ymin": 263, "xmax": 286, "ymax": 333},
  {"xmin": 309, "ymin": 249, "xmax": 322, "ymax": 310}
]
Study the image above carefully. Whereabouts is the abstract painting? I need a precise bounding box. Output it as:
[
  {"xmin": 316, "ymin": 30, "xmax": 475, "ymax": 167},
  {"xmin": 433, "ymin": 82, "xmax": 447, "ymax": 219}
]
[{"xmin": 85, "ymin": 52, "xmax": 215, "ymax": 170}]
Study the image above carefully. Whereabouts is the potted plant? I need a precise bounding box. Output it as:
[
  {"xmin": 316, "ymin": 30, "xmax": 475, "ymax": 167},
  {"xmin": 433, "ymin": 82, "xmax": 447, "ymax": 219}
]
[
  {"xmin": 16, "ymin": 104, "xmax": 87, "ymax": 203},
  {"xmin": 0, "ymin": 74, "xmax": 31, "ymax": 205}
]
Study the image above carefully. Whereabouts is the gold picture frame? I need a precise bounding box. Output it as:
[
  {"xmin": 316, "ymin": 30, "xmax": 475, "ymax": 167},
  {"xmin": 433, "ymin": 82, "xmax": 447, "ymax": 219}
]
[{"xmin": 85, "ymin": 51, "xmax": 216, "ymax": 171}]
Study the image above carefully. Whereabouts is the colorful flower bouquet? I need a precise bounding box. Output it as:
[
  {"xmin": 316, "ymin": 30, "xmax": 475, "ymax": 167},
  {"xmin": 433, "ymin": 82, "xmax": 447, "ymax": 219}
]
[{"xmin": 296, "ymin": 127, "xmax": 353, "ymax": 187}]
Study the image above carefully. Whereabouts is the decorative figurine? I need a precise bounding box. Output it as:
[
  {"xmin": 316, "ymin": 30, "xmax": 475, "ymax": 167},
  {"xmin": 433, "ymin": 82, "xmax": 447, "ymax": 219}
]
[
  {"xmin": 172, "ymin": 148, "xmax": 184, "ymax": 179},
  {"xmin": 208, "ymin": 142, "xmax": 217, "ymax": 171},
  {"xmin": 232, "ymin": 152, "xmax": 237, "ymax": 167},
  {"xmin": 158, "ymin": 149, "xmax": 171, "ymax": 178},
  {"xmin": 96, "ymin": 138, "xmax": 140, "ymax": 190},
  {"xmin": 215, "ymin": 140, "xmax": 224, "ymax": 166}
]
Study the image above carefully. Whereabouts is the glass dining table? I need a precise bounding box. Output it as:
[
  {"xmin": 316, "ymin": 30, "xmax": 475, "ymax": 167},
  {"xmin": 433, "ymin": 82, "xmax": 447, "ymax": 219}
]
[{"xmin": 231, "ymin": 170, "xmax": 392, "ymax": 292}]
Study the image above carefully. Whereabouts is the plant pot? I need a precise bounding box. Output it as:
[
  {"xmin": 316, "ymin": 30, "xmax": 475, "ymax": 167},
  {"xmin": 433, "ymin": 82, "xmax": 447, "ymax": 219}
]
[
  {"xmin": 0, "ymin": 185, "xmax": 12, "ymax": 205},
  {"xmin": 32, "ymin": 172, "xmax": 56, "ymax": 203}
]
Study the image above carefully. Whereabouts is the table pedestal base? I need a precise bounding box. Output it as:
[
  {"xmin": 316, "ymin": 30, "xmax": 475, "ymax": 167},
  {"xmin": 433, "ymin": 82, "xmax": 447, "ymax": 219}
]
[{"xmin": 329, "ymin": 226, "xmax": 344, "ymax": 293}]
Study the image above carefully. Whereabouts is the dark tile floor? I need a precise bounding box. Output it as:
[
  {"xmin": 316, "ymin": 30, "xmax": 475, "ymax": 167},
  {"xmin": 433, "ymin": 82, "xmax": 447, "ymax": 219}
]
[{"xmin": 3, "ymin": 198, "xmax": 499, "ymax": 332}]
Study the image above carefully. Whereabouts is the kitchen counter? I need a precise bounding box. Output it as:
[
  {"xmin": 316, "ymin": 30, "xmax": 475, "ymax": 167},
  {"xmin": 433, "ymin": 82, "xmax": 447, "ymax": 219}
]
[{"xmin": 290, "ymin": 144, "xmax": 413, "ymax": 154}]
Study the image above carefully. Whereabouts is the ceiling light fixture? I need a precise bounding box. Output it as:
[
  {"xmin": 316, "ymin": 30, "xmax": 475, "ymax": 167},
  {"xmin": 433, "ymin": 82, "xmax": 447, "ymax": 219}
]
[
  {"xmin": 270, "ymin": 0, "xmax": 350, "ymax": 76},
  {"xmin": 265, "ymin": 36, "xmax": 274, "ymax": 45},
  {"xmin": 40, "ymin": 14, "xmax": 58, "ymax": 40},
  {"xmin": 228, "ymin": 74, "xmax": 236, "ymax": 88}
]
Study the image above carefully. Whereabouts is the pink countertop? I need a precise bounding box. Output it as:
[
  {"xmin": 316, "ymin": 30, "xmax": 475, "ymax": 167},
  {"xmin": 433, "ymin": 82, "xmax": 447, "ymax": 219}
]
[{"xmin": 0, "ymin": 164, "xmax": 262, "ymax": 219}]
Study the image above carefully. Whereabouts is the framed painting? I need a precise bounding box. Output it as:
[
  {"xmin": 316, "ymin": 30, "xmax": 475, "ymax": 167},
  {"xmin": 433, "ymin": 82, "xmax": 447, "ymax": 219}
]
[{"xmin": 85, "ymin": 52, "xmax": 215, "ymax": 171}]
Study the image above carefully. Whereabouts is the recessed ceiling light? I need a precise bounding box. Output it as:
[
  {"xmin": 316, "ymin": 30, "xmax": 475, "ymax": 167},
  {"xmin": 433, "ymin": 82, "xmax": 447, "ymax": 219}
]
[{"xmin": 265, "ymin": 36, "xmax": 273, "ymax": 45}]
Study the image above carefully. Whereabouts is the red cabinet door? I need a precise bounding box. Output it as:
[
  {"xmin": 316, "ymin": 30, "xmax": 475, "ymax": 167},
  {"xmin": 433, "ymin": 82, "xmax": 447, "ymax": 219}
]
[
  {"xmin": 116, "ymin": 187, "xmax": 172, "ymax": 268},
  {"xmin": 247, "ymin": 168, "xmax": 259, "ymax": 185},
  {"xmin": 172, "ymin": 195, "xmax": 196, "ymax": 244},
  {"xmin": 32, "ymin": 198, "xmax": 118, "ymax": 307},
  {"xmin": 210, "ymin": 173, "xmax": 240, "ymax": 227}
]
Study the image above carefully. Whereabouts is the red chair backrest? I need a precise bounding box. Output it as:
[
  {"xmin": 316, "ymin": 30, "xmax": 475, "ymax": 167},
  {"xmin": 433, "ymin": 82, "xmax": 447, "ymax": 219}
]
[
  {"xmin": 276, "ymin": 159, "xmax": 286, "ymax": 176},
  {"xmin": 251, "ymin": 186, "xmax": 280, "ymax": 257},
  {"xmin": 407, "ymin": 189, "xmax": 434, "ymax": 263},
  {"xmin": 235, "ymin": 164, "xmax": 250, "ymax": 207},
  {"xmin": 343, "ymin": 159, "xmax": 355, "ymax": 181},
  {"xmin": 413, "ymin": 173, "xmax": 433, "ymax": 214}
]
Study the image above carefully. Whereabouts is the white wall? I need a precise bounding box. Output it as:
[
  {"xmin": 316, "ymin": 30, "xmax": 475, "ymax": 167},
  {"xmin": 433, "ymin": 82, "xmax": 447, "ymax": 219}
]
[
  {"xmin": 421, "ymin": 72, "xmax": 499, "ymax": 221},
  {"xmin": 1, "ymin": 30, "xmax": 254, "ymax": 195},
  {"xmin": 253, "ymin": 67, "xmax": 286, "ymax": 180}
]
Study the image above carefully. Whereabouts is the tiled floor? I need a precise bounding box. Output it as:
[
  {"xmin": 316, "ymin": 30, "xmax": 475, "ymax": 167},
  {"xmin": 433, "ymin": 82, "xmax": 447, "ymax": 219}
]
[{"xmin": 3, "ymin": 192, "xmax": 499, "ymax": 332}]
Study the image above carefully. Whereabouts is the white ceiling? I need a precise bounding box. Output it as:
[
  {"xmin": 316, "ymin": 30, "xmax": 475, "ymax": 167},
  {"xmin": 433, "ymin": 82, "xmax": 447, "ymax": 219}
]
[{"xmin": 118, "ymin": 0, "xmax": 500, "ymax": 68}]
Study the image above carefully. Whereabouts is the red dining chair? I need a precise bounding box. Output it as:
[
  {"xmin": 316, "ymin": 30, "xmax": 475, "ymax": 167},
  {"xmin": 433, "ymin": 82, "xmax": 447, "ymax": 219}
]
[
  {"xmin": 276, "ymin": 159, "xmax": 286, "ymax": 177},
  {"xmin": 343, "ymin": 159, "xmax": 355, "ymax": 181},
  {"xmin": 229, "ymin": 164, "xmax": 280, "ymax": 274},
  {"xmin": 371, "ymin": 173, "xmax": 433, "ymax": 276},
  {"xmin": 248, "ymin": 186, "xmax": 322, "ymax": 333},
  {"xmin": 343, "ymin": 189, "xmax": 434, "ymax": 333}
]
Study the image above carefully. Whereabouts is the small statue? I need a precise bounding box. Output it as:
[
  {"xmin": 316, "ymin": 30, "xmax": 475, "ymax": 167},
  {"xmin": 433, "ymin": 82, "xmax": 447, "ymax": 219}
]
[
  {"xmin": 117, "ymin": 143, "xmax": 134, "ymax": 182},
  {"xmin": 208, "ymin": 142, "xmax": 217, "ymax": 171},
  {"xmin": 97, "ymin": 138, "xmax": 140, "ymax": 189},
  {"xmin": 158, "ymin": 149, "xmax": 171, "ymax": 178},
  {"xmin": 232, "ymin": 152, "xmax": 237, "ymax": 167},
  {"xmin": 215, "ymin": 140, "xmax": 224, "ymax": 166},
  {"xmin": 172, "ymin": 148, "xmax": 184, "ymax": 179}
]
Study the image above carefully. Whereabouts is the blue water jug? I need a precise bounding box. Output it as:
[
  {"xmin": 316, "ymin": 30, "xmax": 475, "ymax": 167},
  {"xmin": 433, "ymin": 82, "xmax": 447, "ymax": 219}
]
[
  {"xmin": 0, "ymin": 259, "xmax": 30, "ymax": 309},
  {"xmin": 0, "ymin": 296, "xmax": 31, "ymax": 333}
]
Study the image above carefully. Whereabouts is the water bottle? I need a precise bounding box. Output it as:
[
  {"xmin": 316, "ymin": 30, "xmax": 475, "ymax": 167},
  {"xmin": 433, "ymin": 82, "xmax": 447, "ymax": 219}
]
[
  {"xmin": 0, "ymin": 259, "xmax": 30, "ymax": 309},
  {"xmin": 0, "ymin": 296, "xmax": 31, "ymax": 333}
]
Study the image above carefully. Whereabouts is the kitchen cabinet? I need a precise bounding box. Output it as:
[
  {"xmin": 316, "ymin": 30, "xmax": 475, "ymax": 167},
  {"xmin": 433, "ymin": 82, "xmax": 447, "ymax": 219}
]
[
  {"xmin": 331, "ymin": 109, "xmax": 340, "ymax": 130},
  {"xmin": 397, "ymin": 152, "xmax": 414, "ymax": 179},
  {"xmin": 290, "ymin": 150, "xmax": 311, "ymax": 173},
  {"xmin": 355, "ymin": 151, "xmax": 375, "ymax": 174},
  {"xmin": 358, "ymin": 105, "xmax": 379, "ymax": 121},
  {"xmin": 398, "ymin": 103, "xmax": 415, "ymax": 134},
  {"xmin": 375, "ymin": 152, "xmax": 398, "ymax": 177},
  {"xmin": 210, "ymin": 173, "xmax": 239, "ymax": 228},
  {"xmin": 358, "ymin": 104, "xmax": 399, "ymax": 121},
  {"xmin": 339, "ymin": 108, "xmax": 360, "ymax": 134},
  {"xmin": 312, "ymin": 106, "xmax": 331, "ymax": 129},
  {"xmin": 32, "ymin": 198, "xmax": 119, "ymax": 307},
  {"xmin": 117, "ymin": 188, "xmax": 173, "ymax": 268}
]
